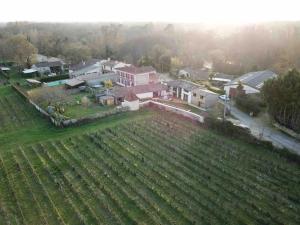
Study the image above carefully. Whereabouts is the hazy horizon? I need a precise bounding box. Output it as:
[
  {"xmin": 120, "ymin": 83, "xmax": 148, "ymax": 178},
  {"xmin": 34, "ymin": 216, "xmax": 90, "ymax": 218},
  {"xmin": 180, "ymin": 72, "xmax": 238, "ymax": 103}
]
[{"xmin": 1, "ymin": 0, "xmax": 300, "ymax": 25}]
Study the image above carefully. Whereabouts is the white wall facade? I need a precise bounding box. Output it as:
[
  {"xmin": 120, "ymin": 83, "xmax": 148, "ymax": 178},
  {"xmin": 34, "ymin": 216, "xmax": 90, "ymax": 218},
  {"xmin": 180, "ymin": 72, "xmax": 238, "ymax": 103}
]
[
  {"xmin": 122, "ymin": 100, "xmax": 139, "ymax": 111},
  {"xmin": 134, "ymin": 73, "xmax": 149, "ymax": 86},
  {"xmin": 180, "ymin": 88, "xmax": 192, "ymax": 104},
  {"xmin": 136, "ymin": 92, "xmax": 153, "ymax": 99}
]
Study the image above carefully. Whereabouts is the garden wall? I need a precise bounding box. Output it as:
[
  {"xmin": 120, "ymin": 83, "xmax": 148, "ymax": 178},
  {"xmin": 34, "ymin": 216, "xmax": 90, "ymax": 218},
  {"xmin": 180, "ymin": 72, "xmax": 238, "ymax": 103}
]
[
  {"xmin": 12, "ymin": 84, "xmax": 50, "ymax": 118},
  {"xmin": 140, "ymin": 100, "xmax": 204, "ymax": 123}
]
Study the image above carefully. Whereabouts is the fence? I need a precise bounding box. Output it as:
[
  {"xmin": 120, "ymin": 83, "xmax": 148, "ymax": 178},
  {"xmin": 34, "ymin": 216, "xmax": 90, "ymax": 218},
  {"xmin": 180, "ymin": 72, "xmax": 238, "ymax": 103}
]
[{"xmin": 140, "ymin": 100, "xmax": 204, "ymax": 123}]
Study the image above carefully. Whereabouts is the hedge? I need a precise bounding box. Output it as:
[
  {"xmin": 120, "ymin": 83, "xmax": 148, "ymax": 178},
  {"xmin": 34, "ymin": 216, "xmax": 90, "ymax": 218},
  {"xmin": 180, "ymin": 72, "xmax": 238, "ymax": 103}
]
[
  {"xmin": 40, "ymin": 74, "xmax": 69, "ymax": 82},
  {"xmin": 204, "ymin": 116, "xmax": 300, "ymax": 164}
]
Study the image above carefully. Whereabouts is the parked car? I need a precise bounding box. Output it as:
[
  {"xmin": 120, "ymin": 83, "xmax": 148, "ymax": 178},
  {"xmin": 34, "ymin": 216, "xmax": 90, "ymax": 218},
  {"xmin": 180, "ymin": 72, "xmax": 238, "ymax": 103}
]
[{"xmin": 219, "ymin": 95, "xmax": 230, "ymax": 101}]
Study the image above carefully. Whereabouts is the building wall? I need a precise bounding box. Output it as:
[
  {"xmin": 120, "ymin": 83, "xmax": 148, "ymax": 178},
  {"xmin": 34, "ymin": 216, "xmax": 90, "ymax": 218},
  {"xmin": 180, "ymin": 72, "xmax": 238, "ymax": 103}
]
[
  {"xmin": 224, "ymin": 84, "xmax": 259, "ymax": 96},
  {"xmin": 190, "ymin": 89, "xmax": 218, "ymax": 108},
  {"xmin": 32, "ymin": 65, "xmax": 51, "ymax": 74},
  {"xmin": 180, "ymin": 88, "xmax": 192, "ymax": 104},
  {"xmin": 122, "ymin": 100, "xmax": 139, "ymax": 111},
  {"xmin": 135, "ymin": 73, "xmax": 149, "ymax": 86},
  {"xmin": 136, "ymin": 92, "xmax": 153, "ymax": 99}
]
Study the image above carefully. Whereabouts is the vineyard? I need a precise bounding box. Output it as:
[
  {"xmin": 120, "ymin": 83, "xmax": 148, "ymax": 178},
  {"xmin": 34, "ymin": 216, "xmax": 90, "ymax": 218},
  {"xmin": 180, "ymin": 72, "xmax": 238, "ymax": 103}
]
[
  {"xmin": 0, "ymin": 111, "xmax": 299, "ymax": 225},
  {"xmin": 0, "ymin": 87, "xmax": 41, "ymax": 132}
]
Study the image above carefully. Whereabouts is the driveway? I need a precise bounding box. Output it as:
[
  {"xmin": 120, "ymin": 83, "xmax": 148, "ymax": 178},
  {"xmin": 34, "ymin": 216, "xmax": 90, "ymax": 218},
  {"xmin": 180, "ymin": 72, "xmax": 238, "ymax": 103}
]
[{"xmin": 223, "ymin": 102, "xmax": 300, "ymax": 155}]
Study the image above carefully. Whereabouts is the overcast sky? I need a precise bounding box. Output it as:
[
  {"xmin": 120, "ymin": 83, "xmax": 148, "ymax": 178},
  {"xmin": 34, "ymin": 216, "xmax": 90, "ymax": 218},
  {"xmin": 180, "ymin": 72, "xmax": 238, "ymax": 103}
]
[{"xmin": 1, "ymin": 0, "xmax": 300, "ymax": 24}]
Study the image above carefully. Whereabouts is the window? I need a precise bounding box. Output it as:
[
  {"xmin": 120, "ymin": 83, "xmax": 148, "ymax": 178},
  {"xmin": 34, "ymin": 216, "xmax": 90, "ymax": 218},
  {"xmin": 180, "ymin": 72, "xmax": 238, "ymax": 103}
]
[
  {"xmin": 193, "ymin": 93, "xmax": 196, "ymax": 97},
  {"xmin": 200, "ymin": 95, "xmax": 204, "ymax": 100}
]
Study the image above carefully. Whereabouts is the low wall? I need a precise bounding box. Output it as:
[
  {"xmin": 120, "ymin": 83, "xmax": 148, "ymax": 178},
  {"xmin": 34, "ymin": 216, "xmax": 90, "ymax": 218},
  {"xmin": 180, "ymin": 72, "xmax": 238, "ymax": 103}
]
[
  {"xmin": 140, "ymin": 100, "xmax": 204, "ymax": 123},
  {"xmin": 274, "ymin": 123, "xmax": 300, "ymax": 141},
  {"xmin": 61, "ymin": 106, "xmax": 129, "ymax": 127}
]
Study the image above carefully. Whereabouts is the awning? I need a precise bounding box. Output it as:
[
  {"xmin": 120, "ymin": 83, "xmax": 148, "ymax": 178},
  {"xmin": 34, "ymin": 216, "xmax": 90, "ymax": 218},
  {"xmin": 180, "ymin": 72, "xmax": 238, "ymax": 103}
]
[{"xmin": 23, "ymin": 69, "xmax": 38, "ymax": 74}]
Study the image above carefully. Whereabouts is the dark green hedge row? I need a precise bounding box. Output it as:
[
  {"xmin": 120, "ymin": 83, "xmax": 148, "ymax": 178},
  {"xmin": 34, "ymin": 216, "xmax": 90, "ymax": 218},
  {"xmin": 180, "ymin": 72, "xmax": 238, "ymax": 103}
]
[
  {"xmin": 204, "ymin": 116, "xmax": 300, "ymax": 164},
  {"xmin": 40, "ymin": 74, "xmax": 69, "ymax": 82}
]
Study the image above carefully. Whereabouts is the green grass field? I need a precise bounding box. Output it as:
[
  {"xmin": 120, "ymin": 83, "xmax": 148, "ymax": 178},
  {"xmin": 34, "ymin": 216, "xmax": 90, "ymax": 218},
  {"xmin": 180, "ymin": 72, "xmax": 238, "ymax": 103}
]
[{"xmin": 0, "ymin": 85, "xmax": 299, "ymax": 225}]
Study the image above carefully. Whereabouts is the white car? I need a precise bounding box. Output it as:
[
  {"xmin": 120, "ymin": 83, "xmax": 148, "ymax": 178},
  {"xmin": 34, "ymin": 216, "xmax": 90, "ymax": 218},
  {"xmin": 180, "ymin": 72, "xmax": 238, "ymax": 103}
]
[{"xmin": 219, "ymin": 95, "xmax": 230, "ymax": 101}]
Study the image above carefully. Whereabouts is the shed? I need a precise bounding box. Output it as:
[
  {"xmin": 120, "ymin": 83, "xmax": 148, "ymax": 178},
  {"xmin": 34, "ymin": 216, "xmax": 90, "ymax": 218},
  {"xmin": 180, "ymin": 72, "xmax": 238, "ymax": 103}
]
[
  {"xmin": 96, "ymin": 95, "xmax": 115, "ymax": 106},
  {"xmin": 65, "ymin": 79, "xmax": 85, "ymax": 88}
]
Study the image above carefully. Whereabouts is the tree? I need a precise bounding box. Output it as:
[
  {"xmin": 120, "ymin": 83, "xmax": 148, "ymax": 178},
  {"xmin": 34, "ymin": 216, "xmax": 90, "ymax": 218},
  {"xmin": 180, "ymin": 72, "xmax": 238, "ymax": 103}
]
[
  {"xmin": 138, "ymin": 55, "xmax": 153, "ymax": 67},
  {"xmin": 6, "ymin": 35, "xmax": 37, "ymax": 68},
  {"xmin": 158, "ymin": 54, "xmax": 171, "ymax": 72},
  {"xmin": 104, "ymin": 80, "xmax": 113, "ymax": 95},
  {"xmin": 262, "ymin": 69, "xmax": 300, "ymax": 132}
]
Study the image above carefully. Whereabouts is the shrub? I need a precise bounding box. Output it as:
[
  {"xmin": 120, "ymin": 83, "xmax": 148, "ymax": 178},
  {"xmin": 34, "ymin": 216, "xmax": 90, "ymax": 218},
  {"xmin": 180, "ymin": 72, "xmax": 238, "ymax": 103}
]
[
  {"xmin": 235, "ymin": 94, "xmax": 265, "ymax": 116},
  {"xmin": 40, "ymin": 74, "xmax": 69, "ymax": 82},
  {"xmin": 204, "ymin": 116, "xmax": 253, "ymax": 141}
]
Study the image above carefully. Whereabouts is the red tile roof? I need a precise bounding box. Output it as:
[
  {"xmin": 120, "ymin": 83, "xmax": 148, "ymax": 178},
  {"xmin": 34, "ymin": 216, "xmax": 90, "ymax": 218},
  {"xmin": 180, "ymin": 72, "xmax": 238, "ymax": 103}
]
[{"xmin": 115, "ymin": 65, "xmax": 156, "ymax": 75}]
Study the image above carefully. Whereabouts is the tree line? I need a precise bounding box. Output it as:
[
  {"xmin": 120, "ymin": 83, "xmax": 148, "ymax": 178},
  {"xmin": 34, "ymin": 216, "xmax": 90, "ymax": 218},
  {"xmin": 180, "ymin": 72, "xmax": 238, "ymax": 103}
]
[
  {"xmin": 262, "ymin": 69, "xmax": 300, "ymax": 133},
  {"xmin": 1, "ymin": 21, "xmax": 300, "ymax": 75}
]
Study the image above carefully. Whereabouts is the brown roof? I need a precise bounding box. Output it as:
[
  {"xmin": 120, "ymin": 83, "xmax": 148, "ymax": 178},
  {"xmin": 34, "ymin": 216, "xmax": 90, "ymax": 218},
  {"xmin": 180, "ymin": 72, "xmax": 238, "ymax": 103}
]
[
  {"xmin": 113, "ymin": 83, "xmax": 167, "ymax": 98},
  {"xmin": 124, "ymin": 91, "xmax": 139, "ymax": 101},
  {"xmin": 115, "ymin": 65, "xmax": 156, "ymax": 75}
]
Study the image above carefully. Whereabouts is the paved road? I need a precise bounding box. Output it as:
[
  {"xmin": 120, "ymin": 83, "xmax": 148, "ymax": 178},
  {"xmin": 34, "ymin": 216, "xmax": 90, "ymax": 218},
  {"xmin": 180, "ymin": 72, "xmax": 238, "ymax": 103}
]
[{"xmin": 224, "ymin": 103, "xmax": 300, "ymax": 155}]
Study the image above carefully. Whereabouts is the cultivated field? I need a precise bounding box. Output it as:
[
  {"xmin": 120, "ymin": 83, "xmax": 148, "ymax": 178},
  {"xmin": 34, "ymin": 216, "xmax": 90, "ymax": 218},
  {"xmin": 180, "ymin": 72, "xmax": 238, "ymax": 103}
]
[{"xmin": 0, "ymin": 111, "xmax": 299, "ymax": 225}]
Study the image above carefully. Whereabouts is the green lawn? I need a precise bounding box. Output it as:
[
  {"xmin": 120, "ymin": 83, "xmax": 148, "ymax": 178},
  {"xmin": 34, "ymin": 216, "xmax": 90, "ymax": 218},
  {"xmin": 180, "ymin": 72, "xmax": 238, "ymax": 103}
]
[
  {"xmin": 64, "ymin": 104, "xmax": 116, "ymax": 118},
  {"xmin": 0, "ymin": 85, "xmax": 299, "ymax": 225}
]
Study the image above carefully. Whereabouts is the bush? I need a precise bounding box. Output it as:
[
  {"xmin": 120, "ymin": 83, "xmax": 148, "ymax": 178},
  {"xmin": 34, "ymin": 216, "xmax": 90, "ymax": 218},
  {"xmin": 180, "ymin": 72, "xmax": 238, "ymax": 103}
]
[
  {"xmin": 204, "ymin": 116, "xmax": 253, "ymax": 141},
  {"xmin": 235, "ymin": 94, "xmax": 265, "ymax": 116},
  {"xmin": 40, "ymin": 74, "xmax": 69, "ymax": 82},
  {"xmin": 204, "ymin": 115, "xmax": 300, "ymax": 164}
]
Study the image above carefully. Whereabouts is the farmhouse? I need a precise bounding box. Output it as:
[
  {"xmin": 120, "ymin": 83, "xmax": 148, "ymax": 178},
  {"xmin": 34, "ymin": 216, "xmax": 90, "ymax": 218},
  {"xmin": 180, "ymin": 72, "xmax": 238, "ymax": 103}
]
[
  {"xmin": 115, "ymin": 65, "xmax": 158, "ymax": 87},
  {"xmin": 167, "ymin": 80, "xmax": 218, "ymax": 109},
  {"xmin": 32, "ymin": 61, "xmax": 64, "ymax": 75},
  {"xmin": 178, "ymin": 67, "xmax": 211, "ymax": 81},
  {"xmin": 69, "ymin": 59, "xmax": 101, "ymax": 78},
  {"xmin": 224, "ymin": 70, "xmax": 277, "ymax": 97}
]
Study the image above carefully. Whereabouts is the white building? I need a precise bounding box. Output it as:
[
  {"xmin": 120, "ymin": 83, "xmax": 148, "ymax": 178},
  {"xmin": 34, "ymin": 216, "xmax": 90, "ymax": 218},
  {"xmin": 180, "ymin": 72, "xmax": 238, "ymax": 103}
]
[
  {"xmin": 224, "ymin": 70, "xmax": 277, "ymax": 97},
  {"xmin": 167, "ymin": 80, "xmax": 219, "ymax": 109},
  {"xmin": 115, "ymin": 65, "xmax": 158, "ymax": 87}
]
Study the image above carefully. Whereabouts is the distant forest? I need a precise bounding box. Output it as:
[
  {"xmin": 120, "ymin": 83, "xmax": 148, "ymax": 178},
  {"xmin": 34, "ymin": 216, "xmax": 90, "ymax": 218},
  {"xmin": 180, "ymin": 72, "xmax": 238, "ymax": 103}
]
[{"xmin": 1, "ymin": 22, "xmax": 300, "ymax": 75}]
